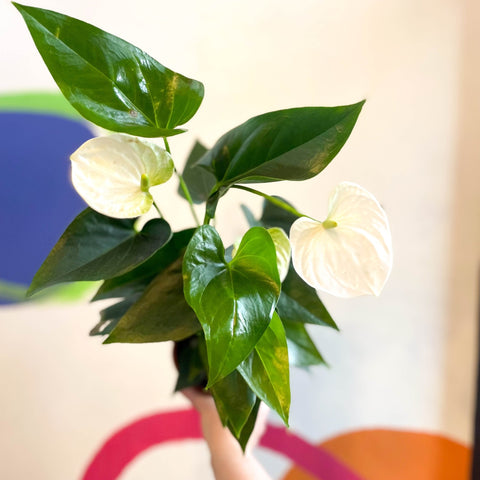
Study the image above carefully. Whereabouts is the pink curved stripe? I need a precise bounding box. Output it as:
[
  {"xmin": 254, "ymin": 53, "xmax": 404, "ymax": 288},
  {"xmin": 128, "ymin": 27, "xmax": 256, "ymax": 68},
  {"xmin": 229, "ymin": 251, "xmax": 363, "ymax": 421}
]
[
  {"xmin": 81, "ymin": 409, "xmax": 363, "ymax": 480},
  {"xmin": 260, "ymin": 424, "xmax": 363, "ymax": 480}
]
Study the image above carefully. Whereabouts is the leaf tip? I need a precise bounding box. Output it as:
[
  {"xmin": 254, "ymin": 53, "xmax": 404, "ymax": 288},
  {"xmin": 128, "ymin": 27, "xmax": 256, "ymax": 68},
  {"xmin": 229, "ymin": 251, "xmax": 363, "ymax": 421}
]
[
  {"xmin": 102, "ymin": 334, "xmax": 116, "ymax": 345},
  {"xmin": 25, "ymin": 281, "xmax": 41, "ymax": 298},
  {"xmin": 12, "ymin": 2, "xmax": 29, "ymax": 16}
]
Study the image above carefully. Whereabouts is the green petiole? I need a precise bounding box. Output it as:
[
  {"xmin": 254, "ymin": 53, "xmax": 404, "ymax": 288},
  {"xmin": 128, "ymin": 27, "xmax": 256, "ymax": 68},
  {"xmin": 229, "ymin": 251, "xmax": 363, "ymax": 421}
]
[
  {"xmin": 231, "ymin": 185, "xmax": 314, "ymax": 221},
  {"xmin": 163, "ymin": 137, "xmax": 200, "ymax": 227}
]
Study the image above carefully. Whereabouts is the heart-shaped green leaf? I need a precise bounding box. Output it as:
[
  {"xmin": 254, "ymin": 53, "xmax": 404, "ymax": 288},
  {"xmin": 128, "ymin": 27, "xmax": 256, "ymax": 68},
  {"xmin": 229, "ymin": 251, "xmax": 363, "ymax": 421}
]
[
  {"xmin": 196, "ymin": 102, "xmax": 364, "ymax": 185},
  {"xmin": 92, "ymin": 228, "xmax": 195, "ymax": 301},
  {"xmin": 28, "ymin": 208, "xmax": 171, "ymax": 296},
  {"xmin": 277, "ymin": 267, "xmax": 338, "ymax": 329},
  {"xmin": 14, "ymin": 3, "xmax": 204, "ymax": 137},
  {"xmin": 104, "ymin": 256, "xmax": 200, "ymax": 343},
  {"xmin": 179, "ymin": 141, "xmax": 216, "ymax": 204},
  {"xmin": 283, "ymin": 320, "xmax": 326, "ymax": 368},
  {"xmin": 238, "ymin": 312, "xmax": 290, "ymax": 425},
  {"xmin": 183, "ymin": 225, "xmax": 281, "ymax": 385}
]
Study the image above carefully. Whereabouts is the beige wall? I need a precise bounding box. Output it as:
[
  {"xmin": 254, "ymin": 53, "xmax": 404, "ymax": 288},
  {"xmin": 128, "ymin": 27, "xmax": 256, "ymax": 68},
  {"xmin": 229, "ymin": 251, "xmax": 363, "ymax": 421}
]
[{"xmin": 0, "ymin": 0, "xmax": 478, "ymax": 478}]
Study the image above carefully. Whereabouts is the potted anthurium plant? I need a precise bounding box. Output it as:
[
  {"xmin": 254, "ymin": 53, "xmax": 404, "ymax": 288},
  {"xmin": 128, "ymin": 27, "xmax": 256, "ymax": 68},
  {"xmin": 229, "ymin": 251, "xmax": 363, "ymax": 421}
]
[{"xmin": 15, "ymin": 3, "xmax": 393, "ymax": 449}]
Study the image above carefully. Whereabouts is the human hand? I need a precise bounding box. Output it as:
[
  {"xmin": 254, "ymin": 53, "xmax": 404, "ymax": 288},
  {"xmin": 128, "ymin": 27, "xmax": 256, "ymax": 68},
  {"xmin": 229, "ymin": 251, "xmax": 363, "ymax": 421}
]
[{"xmin": 181, "ymin": 387, "xmax": 272, "ymax": 480}]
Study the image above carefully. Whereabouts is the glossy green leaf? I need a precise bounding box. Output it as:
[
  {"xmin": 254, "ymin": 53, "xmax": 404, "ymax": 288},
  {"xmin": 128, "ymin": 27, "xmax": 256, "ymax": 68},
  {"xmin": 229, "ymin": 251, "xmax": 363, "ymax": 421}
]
[
  {"xmin": 211, "ymin": 369, "xmax": 257, "ymax": 436},
  {"xmin": 234, "ymin": 397, "xmax": 261, "ymax": 452},
  {"xmin": 267, "ymin": 227, "xmax": 291, "ymax": 282},
  {"xmin": 14, "ymin": 3, "xmax": 204, "ymax": 137},
  {"xmin": 191, "ymin": 335, "xmax": 258, "ymax": 439},
  {"xmin": 283, "ymin": 320, "xmax": 326, "ymax": 368},
  {"xmin": 277, "ymin": 267, "xmax": 338, "ymax": 329},
  {"xmin": 90, "ymin": 297, "xmax": 139, "ymax": 336},
  {"xmin": 179, "ymin": 141, "xmax": 216, "ymax": 203},
  {"xmin": 238, "ymin": 312, "xmax": 290, "ymax": 425},
  {"xmin": 196, "ymin": 102, "xmax": 364, "ymax": 185},
  {"xmin": 183, "ymin": 225, "xmax": 281, "ymax": 385},
  {"xmin": 92, "ymin": 228, "xmax": 195, "ymax": 301},
  {"xmin": 28, "ymin": 209, "xmax": 172, "ymax": 296},
  {"xmin": 104, "ymin": 256, "xmax": 200, "ymax": 343}
]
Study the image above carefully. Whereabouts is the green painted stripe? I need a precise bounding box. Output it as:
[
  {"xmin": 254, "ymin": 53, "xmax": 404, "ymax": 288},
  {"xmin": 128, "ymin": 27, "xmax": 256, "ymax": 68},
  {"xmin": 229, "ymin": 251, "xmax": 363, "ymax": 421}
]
[
  {"xmin": 0, "ymin": 278, "xmax": 99, "ymax": 303},
  {"xmin": 0, "ymin": 91, "xmax": 81, "ymax": 119},
  {"xmin": 0, "ymin": 279, "xmax": 27, "ymax": 301}
]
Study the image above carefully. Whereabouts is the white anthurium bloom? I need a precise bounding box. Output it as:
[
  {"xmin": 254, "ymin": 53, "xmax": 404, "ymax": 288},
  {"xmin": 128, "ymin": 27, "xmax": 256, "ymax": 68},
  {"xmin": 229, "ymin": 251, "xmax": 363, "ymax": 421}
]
[
  {"xmin": 70, "ymin": 133, "xmax": 174, "ymax": 218},
  {"xmin": 267, "ymin": 227, "xmax": 291, "ymax": 282},
  {"xmin": 290, "ymin": 182, "xmax": 393, "ymax": 298}
]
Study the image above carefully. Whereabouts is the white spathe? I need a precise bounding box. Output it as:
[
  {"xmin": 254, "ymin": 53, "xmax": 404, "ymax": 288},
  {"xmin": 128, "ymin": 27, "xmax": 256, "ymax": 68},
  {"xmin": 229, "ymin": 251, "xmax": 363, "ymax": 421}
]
[
  {"xmin": 290, "ymin": 182, "xmax": 393, "ymax": 298},
  {"xmin": 70, "ymin": 133, "xmax": 174, "ymax": 218}
]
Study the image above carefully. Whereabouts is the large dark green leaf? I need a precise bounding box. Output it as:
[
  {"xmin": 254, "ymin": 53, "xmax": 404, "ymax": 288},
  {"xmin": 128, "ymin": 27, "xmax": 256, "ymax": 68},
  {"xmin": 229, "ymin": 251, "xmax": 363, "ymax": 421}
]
[
  {"xmin": 89, "ymin": 296, "xmax": 140, "ymax": 337},
  {"xmin": 104, "ymin": 256, "xmax": 200, "ymax": 343},
  {"xmin": 28, "ymin": 209, "xmax": 171, "ymax": 296},
  {"xmin": 183, "ymin": 225, "xmax": 280, "ymax": 385},
  {"xmin": 234, "ymin": 398, "xmax": 261, "ymax": 452},
  {"xmin": 14, "ymin": 3, "xmax": 204, "ymax": 137},
  {"xmin": 179, "ymin": 141, "xmax": 216, "ymax": 203},
  {"xmin": 277, "ymin": 267, "xmax": 338, "ymax": 329},
  {"xmin": 92, "ymin": 228, "xmax": 195, "ymax": 301},
  {"xmin": 178, "ymin": 334, "xmax": 257, "ymax": 440},
  {"xmin": 196, "ymin": 102, "xmax": 364, "ymax": 185},
  {"xmin": 210, "ymin": 369, "xmax": 257, "ymax": 436},
  {"xmin": 238, "ymin": 312, "xmax": 290, "ymax": 425},
  {"xmin": 283, "ymin": 319, "xmax": 326, "ymax": 368}
]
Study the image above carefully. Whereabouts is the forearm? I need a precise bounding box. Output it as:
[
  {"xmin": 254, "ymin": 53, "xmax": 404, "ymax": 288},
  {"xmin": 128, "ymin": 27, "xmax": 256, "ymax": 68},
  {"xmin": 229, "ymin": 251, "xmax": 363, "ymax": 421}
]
[
  {"xmin": 201, "ymin": 412, "xmax": 272, "ymax": 480},
  {"xmin": 182, "ymin": 387, "xmax": 273, "ymax": 480}
]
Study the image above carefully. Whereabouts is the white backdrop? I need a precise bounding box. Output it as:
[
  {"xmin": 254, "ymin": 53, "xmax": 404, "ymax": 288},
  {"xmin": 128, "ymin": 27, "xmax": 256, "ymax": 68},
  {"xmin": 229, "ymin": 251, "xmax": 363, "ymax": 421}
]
[{"xmin": 0, "ymin": 0, "xmax": 478, "ymax": 478}]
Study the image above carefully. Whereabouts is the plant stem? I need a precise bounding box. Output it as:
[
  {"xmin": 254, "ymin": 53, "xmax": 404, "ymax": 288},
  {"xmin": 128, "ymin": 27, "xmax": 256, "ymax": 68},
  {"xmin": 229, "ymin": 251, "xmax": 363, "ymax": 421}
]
[
  {"xmin": 203, "ymin": 211, "xmax": 212, "ymax": 225},
  {"xmin": 152, "ymin": 199, "xmax": 164, "ymax": 218},
  {"xmin": 179, "ymin": 174, "xmax": 200, "ymax": 226},
  {"xmin": 163, "ymin": 137, "xmax": 200, "ymax": 227},
  {"xmin": 231, "ymin": 185, "xmax": 307, "ymax": 219}
]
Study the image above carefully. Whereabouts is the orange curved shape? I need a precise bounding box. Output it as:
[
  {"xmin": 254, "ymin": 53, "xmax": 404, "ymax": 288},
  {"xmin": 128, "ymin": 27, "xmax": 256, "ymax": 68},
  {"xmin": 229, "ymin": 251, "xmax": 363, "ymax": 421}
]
[{"xmin": 282, "ymin": 429, "xmax": 471, "ymax": 480}]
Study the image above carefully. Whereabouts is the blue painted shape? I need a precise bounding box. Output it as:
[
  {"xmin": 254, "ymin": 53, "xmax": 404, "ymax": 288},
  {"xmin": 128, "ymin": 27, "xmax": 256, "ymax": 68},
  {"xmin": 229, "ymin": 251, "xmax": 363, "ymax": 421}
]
[{"xmin": 0, "ymin": 112, "xmax": 92, "ymax": 302}]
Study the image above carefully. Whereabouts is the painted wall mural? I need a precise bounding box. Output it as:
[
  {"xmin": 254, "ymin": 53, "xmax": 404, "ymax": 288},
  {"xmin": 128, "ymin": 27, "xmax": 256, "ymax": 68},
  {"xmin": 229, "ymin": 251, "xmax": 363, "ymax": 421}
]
[
  {"xmin": 0, "ymin": 93, "xmax": 91, "ymax": 303},
  {"xmin": 80, "ymin": 409, "xmax": 471, "ymax": 480},
  {"xmin": 1, "ymin": 1, "xmax": 478, "ymax": 478}
]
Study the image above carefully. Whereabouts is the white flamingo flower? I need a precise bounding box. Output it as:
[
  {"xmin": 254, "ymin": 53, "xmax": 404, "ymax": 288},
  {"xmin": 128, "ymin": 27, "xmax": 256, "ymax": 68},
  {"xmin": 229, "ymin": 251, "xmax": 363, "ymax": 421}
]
[
  {"xmin": 290, "ymin": 182, "xmax": 393, "ymax": 298},
  {"xmin": 70, "ymin": 133, "xmax": 174, "ymax": 218}
]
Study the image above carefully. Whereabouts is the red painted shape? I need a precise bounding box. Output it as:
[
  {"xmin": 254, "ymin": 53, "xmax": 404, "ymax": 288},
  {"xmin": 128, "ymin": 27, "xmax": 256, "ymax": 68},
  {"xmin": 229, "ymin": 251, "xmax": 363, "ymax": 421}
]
[
  {"xmin": 81, "ymin": 409, "xmax": 362, "ymax": 480},
  {"xmin": 82, "ymin": 409, "xmax": 202, "ymax": 480}
]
